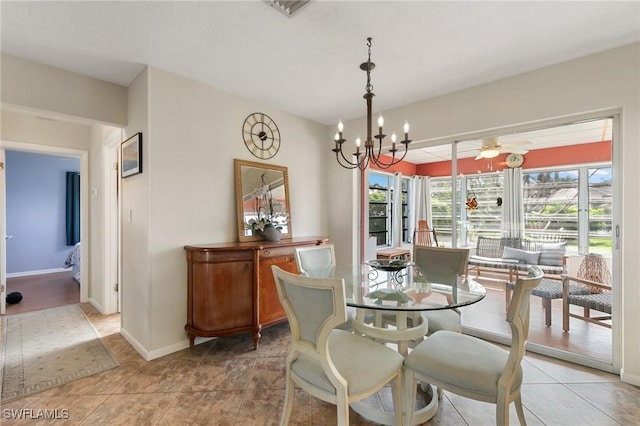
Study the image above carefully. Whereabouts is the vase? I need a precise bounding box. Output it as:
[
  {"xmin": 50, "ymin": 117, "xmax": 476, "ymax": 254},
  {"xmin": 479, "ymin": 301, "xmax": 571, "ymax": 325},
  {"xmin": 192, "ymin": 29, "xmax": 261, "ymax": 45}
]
[{"xmin": 261, "ymin": 227, "xmax": 281, "ymax": 242}]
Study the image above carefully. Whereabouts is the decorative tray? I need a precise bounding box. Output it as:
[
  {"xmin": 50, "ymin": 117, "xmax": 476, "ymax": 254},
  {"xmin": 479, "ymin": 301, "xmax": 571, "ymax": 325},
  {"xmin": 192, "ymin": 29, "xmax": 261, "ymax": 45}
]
[{"xmin": 366, "ymin": 259, "xmax": 413, "ymax": 272}]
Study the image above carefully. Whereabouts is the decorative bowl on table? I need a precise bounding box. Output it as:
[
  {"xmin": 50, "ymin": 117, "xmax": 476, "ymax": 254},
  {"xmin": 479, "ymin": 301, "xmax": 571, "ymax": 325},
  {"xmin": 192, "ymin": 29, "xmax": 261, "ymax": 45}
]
[{"xmin": 366, "ymin": 259, "xmax": 413, "ymax": 272}]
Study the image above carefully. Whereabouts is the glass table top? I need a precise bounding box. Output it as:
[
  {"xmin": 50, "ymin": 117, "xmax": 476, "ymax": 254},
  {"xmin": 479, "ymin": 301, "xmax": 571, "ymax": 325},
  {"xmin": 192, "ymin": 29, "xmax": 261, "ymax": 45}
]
[{"xmin": 303, "ymin": 263, "xmax": 486, "ymax": 312}]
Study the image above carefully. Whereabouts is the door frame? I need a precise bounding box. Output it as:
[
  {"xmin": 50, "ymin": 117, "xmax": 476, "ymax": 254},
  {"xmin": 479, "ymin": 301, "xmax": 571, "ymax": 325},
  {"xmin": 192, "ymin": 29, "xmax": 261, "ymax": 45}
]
[{"xmin": 0, "ymin": 140, "xmax": 89, "ymax": 312}]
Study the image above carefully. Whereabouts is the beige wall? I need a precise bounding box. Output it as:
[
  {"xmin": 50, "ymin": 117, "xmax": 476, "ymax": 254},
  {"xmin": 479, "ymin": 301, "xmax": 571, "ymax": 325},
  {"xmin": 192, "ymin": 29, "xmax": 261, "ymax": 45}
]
[
  {"xmin": 328, "ymin": 42, "xmax": 640, "ymax": 385},
  {"xmin": 121, "ymin": 66, "xmax": 328, "ymax": 358},
  {"xmin": 1, "ymin": 54, "xmax": 127, "ymax": 126}
]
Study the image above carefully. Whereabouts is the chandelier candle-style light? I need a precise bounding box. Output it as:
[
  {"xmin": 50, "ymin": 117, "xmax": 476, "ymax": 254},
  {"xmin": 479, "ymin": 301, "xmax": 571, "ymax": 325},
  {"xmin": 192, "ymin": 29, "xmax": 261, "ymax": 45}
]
[{"xmin": 332, "ymin": 37, "xmax": 412, "ymax": 170}]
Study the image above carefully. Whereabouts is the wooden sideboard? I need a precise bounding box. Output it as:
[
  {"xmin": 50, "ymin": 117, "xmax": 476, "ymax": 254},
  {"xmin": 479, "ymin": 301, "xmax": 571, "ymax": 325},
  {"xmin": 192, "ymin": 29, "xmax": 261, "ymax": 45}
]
[{"xmin": 184, "ymin": 236, "xmax": 327, "ymax": 349}]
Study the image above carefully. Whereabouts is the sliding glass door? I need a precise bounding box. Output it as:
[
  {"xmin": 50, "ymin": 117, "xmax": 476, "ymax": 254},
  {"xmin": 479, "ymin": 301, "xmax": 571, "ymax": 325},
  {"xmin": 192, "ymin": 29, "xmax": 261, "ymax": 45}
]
[{"xmin": 430, "ymin": 117, "xmax": 616, "ymax": 370}]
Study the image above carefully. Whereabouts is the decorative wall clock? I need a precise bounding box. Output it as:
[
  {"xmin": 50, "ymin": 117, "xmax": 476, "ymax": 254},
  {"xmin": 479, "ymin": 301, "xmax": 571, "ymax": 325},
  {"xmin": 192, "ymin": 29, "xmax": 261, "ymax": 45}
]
[
  {"xmin": 505, "ymin": 153, "xmax": 524, "ymax": 168},
  {"xmin": 242, "ymin": 113, "xmax": 281, "ymax": 159}
]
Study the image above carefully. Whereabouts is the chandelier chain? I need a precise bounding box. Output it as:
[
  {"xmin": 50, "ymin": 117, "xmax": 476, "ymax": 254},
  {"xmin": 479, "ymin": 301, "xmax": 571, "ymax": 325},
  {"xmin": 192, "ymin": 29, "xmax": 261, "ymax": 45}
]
[{"xmin": 332, "ymin": 37, "xmax": 412, "ymax": 171}]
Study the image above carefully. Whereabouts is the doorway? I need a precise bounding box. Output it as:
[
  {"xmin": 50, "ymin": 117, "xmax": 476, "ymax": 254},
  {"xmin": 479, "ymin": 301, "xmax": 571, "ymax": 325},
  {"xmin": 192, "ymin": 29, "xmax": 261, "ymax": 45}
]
[
  {"xmin": 0, "ymin": 142, "xmax": 89, "ymax": 314},
  {"xmin": 450, "ymin": 117, "xmax": 619, "ymax": 372},
  {"xmin": 4, "ymin": 149, "xmax": 82, "ymax": 315}
]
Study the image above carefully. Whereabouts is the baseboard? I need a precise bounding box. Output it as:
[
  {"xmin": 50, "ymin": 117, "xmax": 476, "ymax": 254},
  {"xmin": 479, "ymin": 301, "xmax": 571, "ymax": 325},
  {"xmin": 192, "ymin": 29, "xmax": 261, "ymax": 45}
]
[
  {"xmin": 6, "ymin": 268, "xmax": 71, "ymax": 278},
  {"xmin": 119, "ymin": 327, "xmax": 193, "ymax": 361},
  {"xmin": 620, "ymin": 369, "xmax": 640, "ymax": 386},
  {"xmin": 88, "ymin": 298, "xmax": 106, "ymax": 315}
]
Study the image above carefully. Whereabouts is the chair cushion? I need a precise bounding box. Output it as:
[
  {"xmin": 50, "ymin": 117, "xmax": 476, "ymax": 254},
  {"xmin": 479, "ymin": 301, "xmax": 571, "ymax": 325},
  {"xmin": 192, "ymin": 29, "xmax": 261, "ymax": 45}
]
[
  {"xmin": 568, "ymin": 292, "xmax": 612, "ymax": 314},
  {"xmin": 404, "ymin": 331, "xmax": 522, "ymax": 398},
  {"xmin": 506, "ymin": 278, "xmax": 590, "ymax": 299},
  {"xmin": 422, "ymin": 310, "xmax": 461, "ymax": 334},
  {"xmin": 291, "ymin": 329, "xmax": 404, "ymax": 396}
]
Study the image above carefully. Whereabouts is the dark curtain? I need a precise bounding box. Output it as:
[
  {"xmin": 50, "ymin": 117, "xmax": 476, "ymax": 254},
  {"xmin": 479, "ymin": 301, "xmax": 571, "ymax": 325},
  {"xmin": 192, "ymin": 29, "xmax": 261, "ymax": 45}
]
[{"xmin": 66, "ymin": 171, "xmax": 81, "ymax": 245}]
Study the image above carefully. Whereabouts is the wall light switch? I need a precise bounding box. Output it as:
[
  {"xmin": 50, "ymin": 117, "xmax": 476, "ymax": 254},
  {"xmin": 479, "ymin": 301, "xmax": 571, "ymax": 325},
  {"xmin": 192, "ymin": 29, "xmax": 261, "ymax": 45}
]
[
  {"xmin": 91, "ymin": 188, "xmax": 98, "ymax": 197},
  {"xmin": 128, "ymin": 209, "xmax": 133, "ymax": 223}
]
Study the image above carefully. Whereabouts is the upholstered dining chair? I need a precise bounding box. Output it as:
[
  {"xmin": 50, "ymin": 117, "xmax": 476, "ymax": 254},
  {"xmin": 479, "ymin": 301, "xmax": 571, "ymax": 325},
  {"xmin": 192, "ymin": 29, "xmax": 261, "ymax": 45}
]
[
  {"xmin": 412, "ymin": 246, "xmax": 470, "ymax": 335},
  {"xmin": 272, "ymin": 266, "xmax": 404, "ymax": 426},
  {"xmin": 403, "ymin": 266, "xmax": 544, "ymax": 426},
  {"xmin": 294, "ymin": 244, "xmax": 336, "ymax": 277},
  {"xmin": 295, "ymin": 244, "xmax": 358, "ymax": 330}
]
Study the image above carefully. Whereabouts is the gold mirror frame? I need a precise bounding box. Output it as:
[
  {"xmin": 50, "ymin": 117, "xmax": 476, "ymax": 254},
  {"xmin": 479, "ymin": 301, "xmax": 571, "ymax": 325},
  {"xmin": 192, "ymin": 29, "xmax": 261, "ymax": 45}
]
[{"xmin": 234, "ymin": 159, "xmax": 292, "ymax": 242}]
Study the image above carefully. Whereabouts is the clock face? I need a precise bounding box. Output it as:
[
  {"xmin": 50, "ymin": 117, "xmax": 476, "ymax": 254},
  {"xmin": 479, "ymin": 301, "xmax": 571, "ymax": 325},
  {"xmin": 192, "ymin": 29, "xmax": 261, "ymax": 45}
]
[
  {"xmin": 506, "ymin": 153, "xmax": 524, "ymax": 168},
  {"xmin": 242, "ymin": 113, "xmax": 281, "ymax": 159}
]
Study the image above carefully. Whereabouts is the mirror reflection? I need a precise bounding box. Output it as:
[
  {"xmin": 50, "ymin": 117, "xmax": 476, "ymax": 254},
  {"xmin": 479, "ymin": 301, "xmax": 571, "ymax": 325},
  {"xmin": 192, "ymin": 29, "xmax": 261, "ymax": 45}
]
[{"xmin": 234, "ymin": 159, "xmax": 291, "ymax": 242}]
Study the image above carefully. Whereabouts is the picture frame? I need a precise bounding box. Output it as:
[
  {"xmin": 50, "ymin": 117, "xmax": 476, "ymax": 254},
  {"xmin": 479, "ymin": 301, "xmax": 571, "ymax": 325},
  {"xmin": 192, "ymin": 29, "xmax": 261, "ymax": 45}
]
[{"xmin": 121, "ymin": 132, "xmax": 142, "ymax": 178}]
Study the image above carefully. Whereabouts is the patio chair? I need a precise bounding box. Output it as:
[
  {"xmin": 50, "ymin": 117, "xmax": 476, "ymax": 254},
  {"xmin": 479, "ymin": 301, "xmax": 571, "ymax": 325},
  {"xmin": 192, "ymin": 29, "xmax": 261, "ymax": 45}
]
[
  {"xmin": 272, "ymin": 266, "xmax": 404, "ymax": 426},
  {"xmin": 412, "ymin": 220, "xmax": 438, "ymax": 247},
  {"xmin": 403, "ymin": 266, "xmax": 543, "ymax": 426},
  {"xmin": 562, "ymin": 254, "xmax": 612, "ymax": 332}
]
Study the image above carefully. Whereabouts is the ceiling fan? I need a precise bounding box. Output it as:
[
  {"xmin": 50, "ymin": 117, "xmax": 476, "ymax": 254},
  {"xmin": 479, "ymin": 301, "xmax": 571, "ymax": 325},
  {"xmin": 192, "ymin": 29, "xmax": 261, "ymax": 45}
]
[{"xmin": 475, "ymin": 137, "xmax": 531, "ymax": 159}]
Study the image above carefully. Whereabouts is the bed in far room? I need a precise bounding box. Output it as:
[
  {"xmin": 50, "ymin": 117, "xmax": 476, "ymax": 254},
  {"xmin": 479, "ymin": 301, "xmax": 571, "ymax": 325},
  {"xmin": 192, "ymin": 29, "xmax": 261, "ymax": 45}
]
[{"xmin": 64, "ymin": 242, "xmax": 81, "ymax": 284}]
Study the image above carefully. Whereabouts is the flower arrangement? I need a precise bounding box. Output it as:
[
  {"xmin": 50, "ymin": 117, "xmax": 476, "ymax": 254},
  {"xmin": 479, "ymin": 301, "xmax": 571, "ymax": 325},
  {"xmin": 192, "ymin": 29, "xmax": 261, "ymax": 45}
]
[{"xmin": 247, "ymin": 173, "xmax": 288, "ymax": 233}]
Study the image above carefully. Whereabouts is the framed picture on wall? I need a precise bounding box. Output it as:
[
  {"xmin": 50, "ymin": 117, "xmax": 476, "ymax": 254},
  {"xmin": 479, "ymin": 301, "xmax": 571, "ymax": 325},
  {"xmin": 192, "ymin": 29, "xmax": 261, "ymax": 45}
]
[{"xmin": 121, "ymin": 132, "xmax": 142, "ymax": 178}]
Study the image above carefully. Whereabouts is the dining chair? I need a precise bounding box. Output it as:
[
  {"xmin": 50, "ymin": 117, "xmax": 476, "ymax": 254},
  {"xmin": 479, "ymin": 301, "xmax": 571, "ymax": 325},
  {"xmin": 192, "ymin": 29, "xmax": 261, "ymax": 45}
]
[
  {"xmin": 412, "ymin": 246, "xmax": 470, "ymax": 335},
  {"xmin": 294, "ymin": 244, "xmax": 336, "ymax": 276},
  {"xmin": 403, "ymin": 266, "xmax": 544, "ymax": 426},
  {"xmin": 272, "ymin": 266, "xmax": 404, "ymax": 426}
]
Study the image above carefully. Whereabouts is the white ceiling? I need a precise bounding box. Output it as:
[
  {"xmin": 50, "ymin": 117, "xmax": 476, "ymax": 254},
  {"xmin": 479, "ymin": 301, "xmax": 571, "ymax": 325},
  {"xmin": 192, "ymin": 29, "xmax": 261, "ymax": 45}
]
[{"xmin": 1, "ymin": 1, "xmax": 638, "ymax": 163}]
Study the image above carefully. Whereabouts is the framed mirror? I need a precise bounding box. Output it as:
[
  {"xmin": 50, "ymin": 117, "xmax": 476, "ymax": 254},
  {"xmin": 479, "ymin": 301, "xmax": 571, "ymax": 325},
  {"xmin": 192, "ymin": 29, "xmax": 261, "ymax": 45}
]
[{"xmin": 234, "ymin": 159, "xmax": 292, "ymax": 242}]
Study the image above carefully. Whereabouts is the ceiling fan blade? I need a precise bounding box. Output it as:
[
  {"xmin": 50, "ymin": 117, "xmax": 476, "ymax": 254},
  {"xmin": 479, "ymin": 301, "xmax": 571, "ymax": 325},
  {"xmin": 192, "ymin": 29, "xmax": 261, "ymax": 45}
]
[{"xmin": 475, "ymin": 152, "xmax": 484, "ymax": 160}]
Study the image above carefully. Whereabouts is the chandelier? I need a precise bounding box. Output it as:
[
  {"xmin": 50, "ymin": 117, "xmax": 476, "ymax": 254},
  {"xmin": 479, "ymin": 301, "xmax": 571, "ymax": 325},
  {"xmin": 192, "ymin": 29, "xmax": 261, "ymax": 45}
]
[{"xmin": 332, "ymin": 38, "xmax": 412, "ymax": 170}]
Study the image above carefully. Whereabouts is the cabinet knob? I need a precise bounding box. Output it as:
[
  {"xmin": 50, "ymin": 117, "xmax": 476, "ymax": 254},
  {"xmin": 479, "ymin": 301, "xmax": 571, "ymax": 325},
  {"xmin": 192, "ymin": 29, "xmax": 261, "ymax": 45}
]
[{"xmin": 263, "ymin": 250, "xmax": 270, "ymax": 256}]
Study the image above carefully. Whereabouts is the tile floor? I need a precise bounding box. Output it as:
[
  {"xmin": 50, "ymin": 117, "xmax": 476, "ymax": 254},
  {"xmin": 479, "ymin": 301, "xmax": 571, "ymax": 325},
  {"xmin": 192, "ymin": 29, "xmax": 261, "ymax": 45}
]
[{"xmin": 1, "ymin": 303, "xmax": 638, "ymax": 425}]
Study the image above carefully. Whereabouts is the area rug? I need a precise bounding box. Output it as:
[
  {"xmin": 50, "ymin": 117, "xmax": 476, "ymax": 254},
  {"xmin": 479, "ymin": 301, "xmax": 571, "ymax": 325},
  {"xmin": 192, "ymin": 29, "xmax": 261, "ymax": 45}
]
[{"xmin": 1, "ymin": 304, "xmax": 119, "ymax": 402}]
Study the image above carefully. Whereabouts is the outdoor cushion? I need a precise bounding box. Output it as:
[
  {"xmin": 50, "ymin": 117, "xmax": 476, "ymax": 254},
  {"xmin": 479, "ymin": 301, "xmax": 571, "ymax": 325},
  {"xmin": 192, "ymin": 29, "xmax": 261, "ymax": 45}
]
[
  {"xmin": 502, "ymin": 246, "xmax": 541, "ymax": 265},
  {"xmin": 536, "ymin": 242, "xmax": 567, "ymax": 266}
]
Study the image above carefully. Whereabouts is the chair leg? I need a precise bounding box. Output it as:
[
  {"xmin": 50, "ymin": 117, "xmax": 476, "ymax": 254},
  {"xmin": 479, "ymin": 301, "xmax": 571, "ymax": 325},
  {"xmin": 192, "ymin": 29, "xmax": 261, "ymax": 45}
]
[
  {"xmin": 496, "ymin": 399, "xmax": 509, "ymax": 426},
  {"xmin": 391, "ymin": 374, "xmax": 402, "ymax": 426},
  {"xmin": 280, "ymin": 371, "xmax": 294, "ymax": 426},
  {"xmin": 542, "ymin": 298, "xmax": 552, "ymax": 327},
  {"xmin": 562, "ymin": 293, "xmax": 570, "ymax": 332},
  {"xmin": 515, "ymin": 395, "xmax": 527, "ymax": 426},
  {"xmin": 336, "ymin": 389, "xmax": 350, "ymax": 426},
  {"xmin": 403, "ymin": 369, "xmax": 417, "ymax": 426}
]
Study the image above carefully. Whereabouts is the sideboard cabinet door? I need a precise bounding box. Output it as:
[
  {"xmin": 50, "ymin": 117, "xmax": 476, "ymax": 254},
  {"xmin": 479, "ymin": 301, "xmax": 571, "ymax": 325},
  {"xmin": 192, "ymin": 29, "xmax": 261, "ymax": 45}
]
[
  {"xmin": 185, "ymin": 249, "xmax": 254, "ymax": 346},
  {"xmin": 257, "ymin": 247, "xmax": 298, "ymax": 327}
]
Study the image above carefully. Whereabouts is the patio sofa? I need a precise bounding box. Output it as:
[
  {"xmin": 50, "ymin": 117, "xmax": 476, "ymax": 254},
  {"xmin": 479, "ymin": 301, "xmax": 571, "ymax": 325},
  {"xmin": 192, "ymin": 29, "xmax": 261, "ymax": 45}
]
[
  {"xmin": 468, "ymin": 236, "xmax": 578, "ymax": 326},
  {"xmin": 468, "ymin": 236, "xmax": 568, "ymax": 280}
]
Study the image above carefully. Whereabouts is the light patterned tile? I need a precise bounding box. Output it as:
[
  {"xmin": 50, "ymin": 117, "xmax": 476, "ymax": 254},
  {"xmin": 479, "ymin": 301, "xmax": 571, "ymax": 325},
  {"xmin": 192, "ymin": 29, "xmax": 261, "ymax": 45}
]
[
  {"xmin": 566, "ymin": 381, "xmax": 640, "ymax": 425},
  {"xmin": 521, "ymin": 383, "xmax": 619, "ymax": 425},
  {"xmin": 445, "ymin": 390, "xmax": 545, "ymax": 426},
  {"xmin": 524, "ymin": 352, "xmax": 619, "ymax": 383}
]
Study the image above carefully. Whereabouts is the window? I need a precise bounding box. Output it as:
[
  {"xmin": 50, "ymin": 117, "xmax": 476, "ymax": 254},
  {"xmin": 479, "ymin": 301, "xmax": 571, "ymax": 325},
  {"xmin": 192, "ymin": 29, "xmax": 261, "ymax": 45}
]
[
  {"xmin": 431, "ymin": 166, "xmax": 611, "ymax": 254},
  {"xmin": 368, "ymin": 172, "xmax": 410, "ymax": 246},
  {"xmin": 523, "ymin": 170, "xmax": 579, "ymax": 246}
]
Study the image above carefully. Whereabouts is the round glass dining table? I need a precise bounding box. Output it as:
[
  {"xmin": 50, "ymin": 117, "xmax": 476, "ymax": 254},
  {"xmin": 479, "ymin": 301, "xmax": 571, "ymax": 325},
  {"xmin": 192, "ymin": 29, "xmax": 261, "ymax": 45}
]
[{"xmin": 304, "ymin": 262, "xmax": 487, "ymax": 425}]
